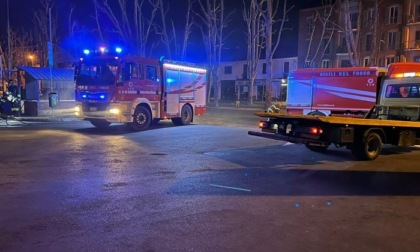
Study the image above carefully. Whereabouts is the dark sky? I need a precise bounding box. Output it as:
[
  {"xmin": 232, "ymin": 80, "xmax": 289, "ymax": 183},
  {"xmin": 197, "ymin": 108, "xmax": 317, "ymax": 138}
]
[{"xmin": 0, "ymin": 0, "xmax": 322, "ymax": 62}]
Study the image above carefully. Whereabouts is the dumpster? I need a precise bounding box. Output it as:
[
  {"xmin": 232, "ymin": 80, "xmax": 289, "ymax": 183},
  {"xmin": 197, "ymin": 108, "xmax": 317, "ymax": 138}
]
[{"xmin": 48, "ymin": 92, "xmax": 58, "ymax": 108}]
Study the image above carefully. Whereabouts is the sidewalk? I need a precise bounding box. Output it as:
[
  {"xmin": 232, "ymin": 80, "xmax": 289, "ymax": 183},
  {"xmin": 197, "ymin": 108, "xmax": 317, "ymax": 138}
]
[
  {"xmin": 4, "ymin": 101, "xmax": 272, "ymax": 123},
  {"xmin": 207, "ymin": 101, "xmax": 266, "ymax": 111},
  {"xmin": 7, "ymin": 110, "xmax": 79, "ymax": 123},
  {"xmin": 207, "ymin": 100, "xmax": 285, "ymax": 112}
]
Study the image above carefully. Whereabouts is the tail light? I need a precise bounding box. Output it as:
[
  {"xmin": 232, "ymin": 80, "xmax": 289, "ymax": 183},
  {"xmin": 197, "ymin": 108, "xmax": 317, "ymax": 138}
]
[
  {"xmin": 259, "ymin": 121, "xmax": 268, "ymax": 128},
  {"xmin": 310, "ymin": 127, "xmax": 323, "ymax": 135}
]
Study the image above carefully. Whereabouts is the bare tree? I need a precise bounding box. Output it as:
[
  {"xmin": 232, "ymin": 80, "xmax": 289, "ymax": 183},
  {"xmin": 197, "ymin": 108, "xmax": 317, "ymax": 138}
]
[
  {"xmin": 369, "ymin": 0, "xmax": 381, "ymax": 66},
  {"xmin": 304, "ymin": 0, "xmax": 335, "ymax": 68},
  {"xmin": 12, "ymin": 30, "xmax": 36, "ymax": 66},
  {"xmin": 156, "ymin": 0, "xmax": 172, "ymax": 59},
  {"xmin": 156, "ymin": 0, "xmax": 195, "ymax": 61},
  {"xmin": 243, "ymin": 0, "xmax": 263, "ymax": 105},
  {"xmin": 93, "ymin": 0, "xmax": 159, "ymax": 57},
  {"xmin": 33, "ymin": 0, "xmax": 59, "ymax": 67},
  {"xmin": 257, "ymin": 0, "xmax": 293, "ymax": 108},
  {"xmin": 173, "ymin": 0, "xmax": 195, "ymax": 61},
  {"xmin": 196, "ymin": 0, "xmax": 232, "ymax": 106},
  {"xmin": 340, "ymin": 0, "xmax": 360, "ymax": 66},
  {"xmin": 92, "ymin": 3, "xmax": 105, "ymax": 43}
]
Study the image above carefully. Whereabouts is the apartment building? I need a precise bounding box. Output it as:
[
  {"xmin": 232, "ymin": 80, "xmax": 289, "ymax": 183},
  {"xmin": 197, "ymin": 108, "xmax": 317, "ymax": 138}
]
[
  {"xmin": 217, "ymin": 57, "xmax": 297, "ymax": 102},
  {"xmin": 298, "ymin": 0, "xmax": 420, "ymax": 68}
]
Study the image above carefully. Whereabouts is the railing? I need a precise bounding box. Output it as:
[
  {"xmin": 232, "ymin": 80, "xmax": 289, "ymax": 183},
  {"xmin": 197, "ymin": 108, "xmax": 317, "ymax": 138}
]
[
  {"xmin": 407, "ymin": 15, "xmax": 420, "ymax": 23},
  {"xmin": 336, "ymin": 46, "xmax": 348, "ymax": 54}
]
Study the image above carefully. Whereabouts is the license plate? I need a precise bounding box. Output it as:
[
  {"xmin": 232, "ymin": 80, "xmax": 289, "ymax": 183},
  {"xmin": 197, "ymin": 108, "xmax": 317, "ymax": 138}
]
[{"xmin": 90, "ymin": 107, "xmax": 97, "ymax": 111}]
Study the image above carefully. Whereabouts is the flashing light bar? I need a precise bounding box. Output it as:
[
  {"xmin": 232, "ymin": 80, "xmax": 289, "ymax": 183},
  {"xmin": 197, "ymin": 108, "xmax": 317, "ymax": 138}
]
[
  {"xmin": 79, "ymin": 92, "xmax": 108, "ymax": 100},
  {"xmin": 391, "ymin": 72, "xmax": 420, "ymax": 78},
  {"xmin": 82, "ymin": 46, "xmax": 123, "ymax": 56},
  {"xmin": 164, "ymin": 63, "xmax": 206, "ymax": 73}
]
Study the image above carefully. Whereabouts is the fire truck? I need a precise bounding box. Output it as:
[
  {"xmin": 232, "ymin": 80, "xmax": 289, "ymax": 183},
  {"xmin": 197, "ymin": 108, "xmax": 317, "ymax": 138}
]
[
  {"xmin": 249, "ymin": 62, "xmax": 420, "ymax": 160},
  {"xmin": 285, "ymin": 66, "xmax": 387, "ymax": 116},
  {"xmin": 74, "ymin": 47, "xmax": 207, "ymax": 131}
]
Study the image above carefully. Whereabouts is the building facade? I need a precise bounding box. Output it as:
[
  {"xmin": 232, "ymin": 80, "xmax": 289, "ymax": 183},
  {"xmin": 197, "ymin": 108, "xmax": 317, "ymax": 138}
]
[
  {"xmin": 298, "ymin": 0, "xmax": 420, "ymax": 68},
  {"xmin": 217, "ymin": 57, "xmax": 297, "ymax": 102}
]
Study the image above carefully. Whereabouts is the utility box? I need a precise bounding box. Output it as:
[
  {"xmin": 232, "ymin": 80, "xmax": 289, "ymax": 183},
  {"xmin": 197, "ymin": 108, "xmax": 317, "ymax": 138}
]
[{"xmin": 48, "ymin": 92, "xmax": 57, "ymax": 108}]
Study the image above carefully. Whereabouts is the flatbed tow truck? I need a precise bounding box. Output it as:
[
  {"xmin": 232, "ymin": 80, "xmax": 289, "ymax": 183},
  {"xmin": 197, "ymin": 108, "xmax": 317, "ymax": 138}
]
[{"xmin": 248, "ymin": 63, "xmax": 420, "ymax": 160}]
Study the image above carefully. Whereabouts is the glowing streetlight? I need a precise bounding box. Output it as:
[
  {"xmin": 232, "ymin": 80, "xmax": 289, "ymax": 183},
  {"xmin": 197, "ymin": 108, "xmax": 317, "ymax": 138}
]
[{"xmin": 28, "ymin": 55, "xmax": 34, "ymax": 66}]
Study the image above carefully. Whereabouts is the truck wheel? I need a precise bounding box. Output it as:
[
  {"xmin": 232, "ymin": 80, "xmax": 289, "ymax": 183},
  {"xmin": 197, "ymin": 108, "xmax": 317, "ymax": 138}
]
[
  {"xmin": 172, "ymin": 105, "xmax": 192, "ymax": 125},
  {"xmin": 305, "ymin": 143, "xmax": 329, "ymax": 152},
  {"xmin": 130, "ymin": 106, "xmax": 151, "ymax": 131},
  {"xmin": 352, "ymin": 132, "xmax": 382, "ymax": 160},
  {"xmin": 90, "ymin": 119, "xmax": 111, "ymax": 129},
  {"xmin": 308, "ymin": 111, "xmax": 326, "ymax": 116}
]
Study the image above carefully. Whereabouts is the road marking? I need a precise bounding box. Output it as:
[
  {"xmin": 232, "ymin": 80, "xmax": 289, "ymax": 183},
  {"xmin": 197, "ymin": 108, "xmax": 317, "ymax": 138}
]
[
  {"xmin": 283, "ymin": 142, "xmax": 295, "ymax": 146},
  {"xmin": 209, "ymin": 184, "xmax": 251, "ymax": 192}
]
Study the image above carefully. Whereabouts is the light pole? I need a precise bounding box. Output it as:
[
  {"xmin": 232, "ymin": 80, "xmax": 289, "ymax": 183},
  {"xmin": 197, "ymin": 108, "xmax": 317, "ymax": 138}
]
[{"xmin": 7, "ymin": 0, "xmax": 12, "ymax": 78}]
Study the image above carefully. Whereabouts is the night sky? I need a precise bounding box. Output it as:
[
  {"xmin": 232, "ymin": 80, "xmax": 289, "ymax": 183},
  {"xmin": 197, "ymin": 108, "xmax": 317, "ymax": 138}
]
[{"xmin": 0, "ymin": 0, "xmax": 322, "ymax": 62}]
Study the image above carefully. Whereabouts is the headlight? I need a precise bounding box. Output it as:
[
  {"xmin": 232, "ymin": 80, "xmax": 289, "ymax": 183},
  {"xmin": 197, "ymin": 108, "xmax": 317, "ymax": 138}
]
[
  {"xmin": 74, "ymin": 106, "xmax": 81, "ymax": 116},
  {"xmin": 109, "ymin": 108, "xmax": 120, "ymax": 115}
]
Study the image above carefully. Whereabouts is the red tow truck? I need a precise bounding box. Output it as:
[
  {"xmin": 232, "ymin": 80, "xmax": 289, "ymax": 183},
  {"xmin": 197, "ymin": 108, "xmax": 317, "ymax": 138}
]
[
  {"xmin": 249, "ymin": 63, "xmax": 420, "ymax": 160},
  {"xmin": 74, "ymin": 47, "xmax": 207, "ymax": 131}
]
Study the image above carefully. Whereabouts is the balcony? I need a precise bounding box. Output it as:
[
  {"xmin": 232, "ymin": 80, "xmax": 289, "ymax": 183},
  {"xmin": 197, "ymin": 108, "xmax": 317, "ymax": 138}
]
[
  {"xmin": 336, "ymin": 46, "xmax": 348, "ymax": 54},
  {"xmin": 408, "ymin": 15, "xmax": 420, "ymax": 24},
  {"xmin": 403, "ymin": 40, "xmax": 420, "ymax": 50}
]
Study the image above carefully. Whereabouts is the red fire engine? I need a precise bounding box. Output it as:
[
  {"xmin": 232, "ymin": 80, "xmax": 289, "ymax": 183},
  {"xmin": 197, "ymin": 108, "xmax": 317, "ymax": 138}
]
[
  {"xmin": 286, "ymin": 66, "xmax": 387, "ymax": 116},
  {"xmin": 74, "ymin": 47, "xmax": 207, "ymax": 131}
]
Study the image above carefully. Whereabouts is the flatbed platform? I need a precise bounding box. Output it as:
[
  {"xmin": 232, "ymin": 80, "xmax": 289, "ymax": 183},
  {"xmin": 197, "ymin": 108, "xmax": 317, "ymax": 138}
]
[{"xmin": 255, "ymin": 105, "xmax": 420, "ymax": 128}]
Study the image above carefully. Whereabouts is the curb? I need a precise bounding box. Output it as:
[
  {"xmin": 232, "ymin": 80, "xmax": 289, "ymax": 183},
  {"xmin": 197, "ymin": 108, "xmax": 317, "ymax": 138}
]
[{"xmin": 8, "ymin": 116, "xmax": 79, "ymax": 123}]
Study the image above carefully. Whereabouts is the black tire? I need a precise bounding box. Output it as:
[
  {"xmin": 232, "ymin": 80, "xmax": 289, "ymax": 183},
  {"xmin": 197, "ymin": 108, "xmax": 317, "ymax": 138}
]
[
  {"xmin": 89, "ymin": 119, "xmax": 111, "ymax": 129},
  {"xmin": 305, "ymin": 143, "xmax": 329, "ymax": 152},
  {"xmin": 130, "ymin": 106, "xmax": 151, "ymax": 131},
  {"xmin": 172, "ymin": 105, "xmax": 192, "ymax": 125},
  {"xmin": 352, "ymin": 132, "xmax": 382, "ymax": 160},
  {"xmin": 308, "ymin": 111, "xmax": 326, "ymax": 116}
]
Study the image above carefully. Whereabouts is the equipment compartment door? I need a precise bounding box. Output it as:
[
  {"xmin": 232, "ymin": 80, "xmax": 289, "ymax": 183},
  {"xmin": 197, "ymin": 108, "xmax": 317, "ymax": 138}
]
[{"xmin": 165, "ymin": 69, "xmax": 180, "ymax": 115}]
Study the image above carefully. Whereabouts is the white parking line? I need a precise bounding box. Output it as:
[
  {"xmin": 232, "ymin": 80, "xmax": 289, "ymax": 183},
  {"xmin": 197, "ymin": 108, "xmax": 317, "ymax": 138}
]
[
  {"xmin": 283, "ymin": 142, "xmax": 295, "ymax": 146},
  {"xmin": 209, "ymin": 184, "xmax": 251, "ymax": 192}
]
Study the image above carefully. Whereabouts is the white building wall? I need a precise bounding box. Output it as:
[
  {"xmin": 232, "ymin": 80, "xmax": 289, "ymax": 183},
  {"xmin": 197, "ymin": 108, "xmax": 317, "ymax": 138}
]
[
  {"xmin": 218, "ymin": 57, "xmax": 298, "ymax": 80},
  {"xmin": 217, "ymin": 57, "xmax": 297, "ymax": 101}
]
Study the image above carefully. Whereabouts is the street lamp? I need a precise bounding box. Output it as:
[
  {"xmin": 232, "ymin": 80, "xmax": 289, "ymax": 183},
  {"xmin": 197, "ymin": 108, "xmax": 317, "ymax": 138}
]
[{"xmin": 28, "ymin": 55, "xmax": 34, "ymax": 66}]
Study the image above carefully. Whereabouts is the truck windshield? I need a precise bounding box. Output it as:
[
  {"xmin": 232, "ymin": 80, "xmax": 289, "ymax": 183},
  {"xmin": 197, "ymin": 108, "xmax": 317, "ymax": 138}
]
[
  {"xmin": 385, "ymin": 84, "xmax": 420, "ymax": 98},
  {"xmin": 75, "ymin": 59, "xmax": 118, "ymax": 85}
]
